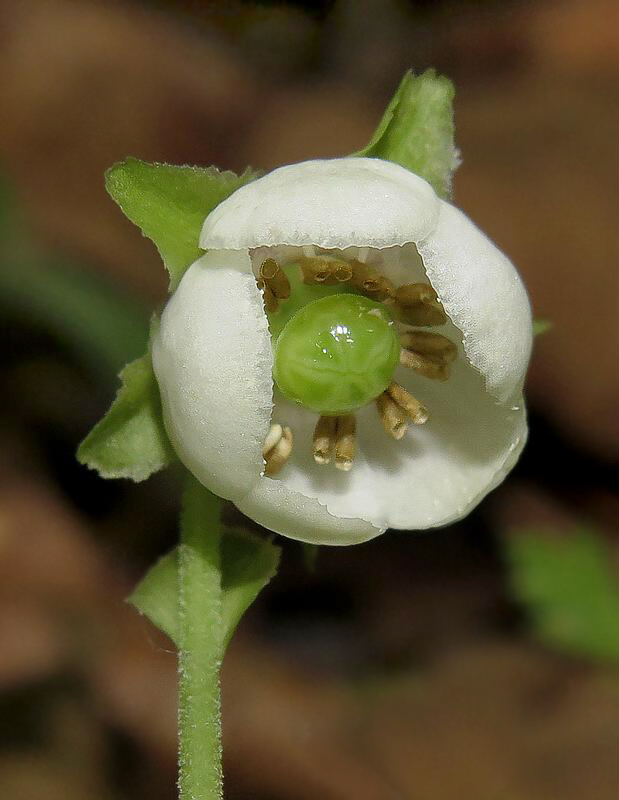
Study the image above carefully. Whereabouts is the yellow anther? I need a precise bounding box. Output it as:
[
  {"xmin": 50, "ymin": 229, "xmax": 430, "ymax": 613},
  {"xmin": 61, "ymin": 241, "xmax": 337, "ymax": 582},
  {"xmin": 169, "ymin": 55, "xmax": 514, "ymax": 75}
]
[
  {"xmin": 399, "ymin": 330, "xmax": 457, "ymax": 363},
  {"xmin": 387, "ymin": 382, "xmax": 428, "ymax": 424},
  {"xmin": 376, "ymin": 393, "xmax": 409, "ymax": 440},
  {"xmin": 313, "ymin": 415, "xmax": 338, "ymax": 465},
  {"xmin": 394, "ymin": 283, "xmax": 447, "ymax": 326},
  {"xmin": 400, "ymin": 349, "xmax": 450, "ymax": 381},
  {"xmin": 263, "ymin": 424, "xmax": 293, "ymax": 476},
  {"xmin": 334, "ymin": 414, "xmax": 356, "ymax": 472},
  {"xmin": 260, "ymin": 258, "xmax": 291, "ymax": 301},
  {"xmin": 261, "ymin": 284, "xmax": 279, "ymax": 313}
]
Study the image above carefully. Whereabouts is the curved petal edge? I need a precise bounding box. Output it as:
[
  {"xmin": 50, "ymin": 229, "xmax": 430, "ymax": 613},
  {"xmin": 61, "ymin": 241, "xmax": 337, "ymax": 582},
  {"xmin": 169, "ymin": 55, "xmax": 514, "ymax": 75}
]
[
  {"xmin": 200, "ymin": 157, "xmax": 440, "ymax": 252},
  {"xmin": 152, "ymin": 251, "xmax": 273, "ymax": 502}
]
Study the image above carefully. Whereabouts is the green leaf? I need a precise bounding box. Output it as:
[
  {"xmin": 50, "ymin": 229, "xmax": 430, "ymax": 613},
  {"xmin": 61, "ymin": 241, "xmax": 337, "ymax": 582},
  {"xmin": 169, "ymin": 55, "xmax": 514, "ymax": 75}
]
[
  {"xmin": 129, "ymin": 528, "xmax": 281, "ymax": 649},
  {"xmin": 105, "ymin": 158, "xmax": 261, "ymax": 291},
  {"xmin": 533, "ymin": 318, "xmax": 553, "ymax": 337},
  {"xmin": 220, "ymin": 529, "xmax": 281, "ymax": 645},
  {"xmin": 506, "ymin": 527, "xmax": 619, "ymax": 664},
  {"xmin": 356, "ymin": 69, "xmax": 459, "ymax": 199},
  {"xmin": 77, "ymin": 353, "xmax": 174, "ymax": 481},
  {"xmin": 130, "ymin": 548, "xmax": 180, "ymax": 641}
]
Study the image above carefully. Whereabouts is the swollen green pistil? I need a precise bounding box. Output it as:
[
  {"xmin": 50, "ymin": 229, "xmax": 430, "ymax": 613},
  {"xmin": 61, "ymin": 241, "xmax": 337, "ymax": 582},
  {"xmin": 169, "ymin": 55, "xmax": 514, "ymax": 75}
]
[{"xmin": 273, "ymin": 294, "xmax": 400, "ymax": 415}]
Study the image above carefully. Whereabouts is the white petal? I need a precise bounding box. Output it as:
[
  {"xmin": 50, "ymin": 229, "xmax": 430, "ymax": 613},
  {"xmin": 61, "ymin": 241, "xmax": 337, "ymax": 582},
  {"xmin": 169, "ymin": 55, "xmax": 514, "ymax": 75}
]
[
  {"xmin": 269, "ymin": 331, "xmax": 528, "ymax": 531},
  {"xmin": 418, "ymin": 202, "xmax": 532, "ymax": 402},
  {"xmin": 157, "ymin": 158, "xmax": 532, "ymax": 542},
  {"xmin": 151, "ymin": 251, "xmax": 273, "ymax": 501},
  {"xmin": 236, "ymin": 480, "xmax": 384, "ymax": 546},
  {"xmin": 200, "ymin": 158, "xmax": 440, "ymax": 251}
]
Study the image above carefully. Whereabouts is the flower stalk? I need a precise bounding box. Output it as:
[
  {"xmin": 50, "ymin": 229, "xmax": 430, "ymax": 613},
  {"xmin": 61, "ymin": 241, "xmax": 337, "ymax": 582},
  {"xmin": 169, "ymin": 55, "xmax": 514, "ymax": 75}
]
[{"xmin": 178, "ymin": 477, "xmax": 224, "ymax": 800}]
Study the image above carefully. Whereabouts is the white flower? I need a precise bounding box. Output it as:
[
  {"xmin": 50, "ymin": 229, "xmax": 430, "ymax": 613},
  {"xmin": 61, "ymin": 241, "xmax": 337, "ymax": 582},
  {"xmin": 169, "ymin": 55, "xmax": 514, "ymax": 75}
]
[{"xmin": 152, "ymin": 157, "xmax": 532, "ymax": 545}]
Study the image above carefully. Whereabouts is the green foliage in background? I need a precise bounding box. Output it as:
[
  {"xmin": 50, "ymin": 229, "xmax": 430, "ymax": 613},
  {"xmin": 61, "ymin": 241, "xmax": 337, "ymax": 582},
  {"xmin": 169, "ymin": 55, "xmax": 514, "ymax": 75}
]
[
  {"xmin": 0, "ymin": 180, "xmax": 149, "ymax": 376},
  {"xmin": 533, "ymin": 319, "xmax": 552, "ymax": 337},
  {"xmin": 506, "ymin": 528, "xmax": 619, "ymax": 665}
]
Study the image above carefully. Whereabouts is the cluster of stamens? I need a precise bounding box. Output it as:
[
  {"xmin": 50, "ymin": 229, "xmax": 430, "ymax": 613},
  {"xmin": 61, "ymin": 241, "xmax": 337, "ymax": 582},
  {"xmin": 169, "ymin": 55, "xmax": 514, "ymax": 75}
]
[
  {"xmin": 259, "ymin": 253, "xmax": 457, "ymax": 478},
  {"xmin": 300, "ymin": 255, "xmax": 394, "ymax": 302}
]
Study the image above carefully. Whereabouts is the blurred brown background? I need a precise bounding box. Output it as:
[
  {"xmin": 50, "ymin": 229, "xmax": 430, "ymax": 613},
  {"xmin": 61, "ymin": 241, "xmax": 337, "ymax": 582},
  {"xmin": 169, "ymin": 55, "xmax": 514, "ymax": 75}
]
[{"xmin": 1, "ymin": 0, "xmax": 618, "ymax": 798}]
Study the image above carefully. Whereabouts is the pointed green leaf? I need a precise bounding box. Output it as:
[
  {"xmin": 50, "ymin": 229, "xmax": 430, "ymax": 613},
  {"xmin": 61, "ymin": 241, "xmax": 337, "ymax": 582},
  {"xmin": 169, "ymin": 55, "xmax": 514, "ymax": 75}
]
[
  {"xmin": 130, "ymin": 548, "xmax": 180, "ymax": 641},
  {"xmin": 129, "ymin": 529, "xmax": 281, "ymax": 649},
  {"xmin": 506, "ymin": 527, "xmax": 619, "ymax": 664},
  {"xmin": 356, "ymin": 69, "xmax": 459, "ymax": 199},
  {"xmin": 78, "ymin": 353, "xmax": 174, "ymax": 481},
  {"xmin": 105, "ymin": 159, "xmax": 261, "ymax": 290},
  {"xmin": 220, "ymin": 529, "xmax": 281, "ymax": 645}
]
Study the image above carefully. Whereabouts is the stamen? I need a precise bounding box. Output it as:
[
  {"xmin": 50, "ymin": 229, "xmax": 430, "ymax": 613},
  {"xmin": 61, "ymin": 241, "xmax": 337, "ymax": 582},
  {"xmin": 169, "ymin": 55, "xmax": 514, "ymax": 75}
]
[
  {"xmin": 260, "ymin": 258, "xmax": 291, "ymax": 300},
  {"xmin": 313, "ymin": 415, "xmax": 337, "ymax": 465},
  {"xmin": 335, "ymin": 414, "xmax": 356, "ymax": 472},
  {"xmin": 387, "ymin": 382, "xmax": 428, "ymax": 424},
  {"xmin": 376, "ymin": 393, "xmax": 409, "ymax": 440},
  {"xmin": 399, "ymin": 330, "xmax": 457, "ymax": 363},
  {"xmin": 397, "ymin": 305, "xmax": 447, "ymax": 326},
  {"xmin": 400, "ymin": 349, "xmax": 450, "ymax": 381},
  {"xmin": 263, "ymin": 423, "xmax": 283, "ymax": 454},
  {"xmin": 261, "ymin": 284, "xmax": 279, "ymax": 313},
  {"xmin": 263, "ymin": 424, "xmax": 293, "ymax": 476},
  {"xmin": 259, "ymin": 258, "xmax": 279, "ymax": 280},
  {"xmin": 396, "ymin": 283, "xmax": 438, "ymax": 306},
  {"xmin": 394, "ymin": 283, "xmax": 447, "ymax": 326},
  {"xmin": 361, "ymin": 276, "xmax": 394, "ymax": 302},
  {"xmin": 333, "ymin": 263, "xmax": 353, "ymax": 282},
  {"xmin": 349, "ymin": 261, "xmax": 395, "ymax": 301}
]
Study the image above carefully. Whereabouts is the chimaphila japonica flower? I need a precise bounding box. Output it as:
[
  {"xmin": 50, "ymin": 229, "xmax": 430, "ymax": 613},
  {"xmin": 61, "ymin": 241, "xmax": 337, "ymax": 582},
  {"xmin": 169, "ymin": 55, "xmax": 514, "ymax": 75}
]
[
  {"xmin": 78, "ymin": 70, "xmax": 534, "ymax": 800},
  {"xmin": 153, "ymin": 156, "xmax": 532, "ymax": 545}
]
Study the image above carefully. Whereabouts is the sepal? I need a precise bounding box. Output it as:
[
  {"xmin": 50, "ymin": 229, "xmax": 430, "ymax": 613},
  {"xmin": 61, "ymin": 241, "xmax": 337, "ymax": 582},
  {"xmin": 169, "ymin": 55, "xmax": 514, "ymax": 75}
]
[
  {"xmin": 356, "ymin": 69, "xmax": 459, "ymax": 199},
  {"xmin": 106, "ymin": 158, "xmax": 261, "ymax": 290},
  {"xmin": 78, "ymin": 352, "xmax": 174, "ymax": 481}
]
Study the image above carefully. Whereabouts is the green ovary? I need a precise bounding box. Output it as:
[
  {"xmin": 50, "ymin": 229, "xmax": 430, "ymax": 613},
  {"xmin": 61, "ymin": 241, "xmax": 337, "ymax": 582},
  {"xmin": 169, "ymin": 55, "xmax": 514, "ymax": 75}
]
[{"xmin": 273, "ymin": 294, "xmax": 400, "ymax": 415}]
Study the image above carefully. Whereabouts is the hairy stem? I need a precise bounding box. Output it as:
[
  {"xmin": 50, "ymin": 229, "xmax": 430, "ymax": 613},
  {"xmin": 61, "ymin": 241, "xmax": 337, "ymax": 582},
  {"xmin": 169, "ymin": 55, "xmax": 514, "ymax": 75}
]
[{"xmin": 178, "ymin": 476, "xmax": 224, "ymax": 800}]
